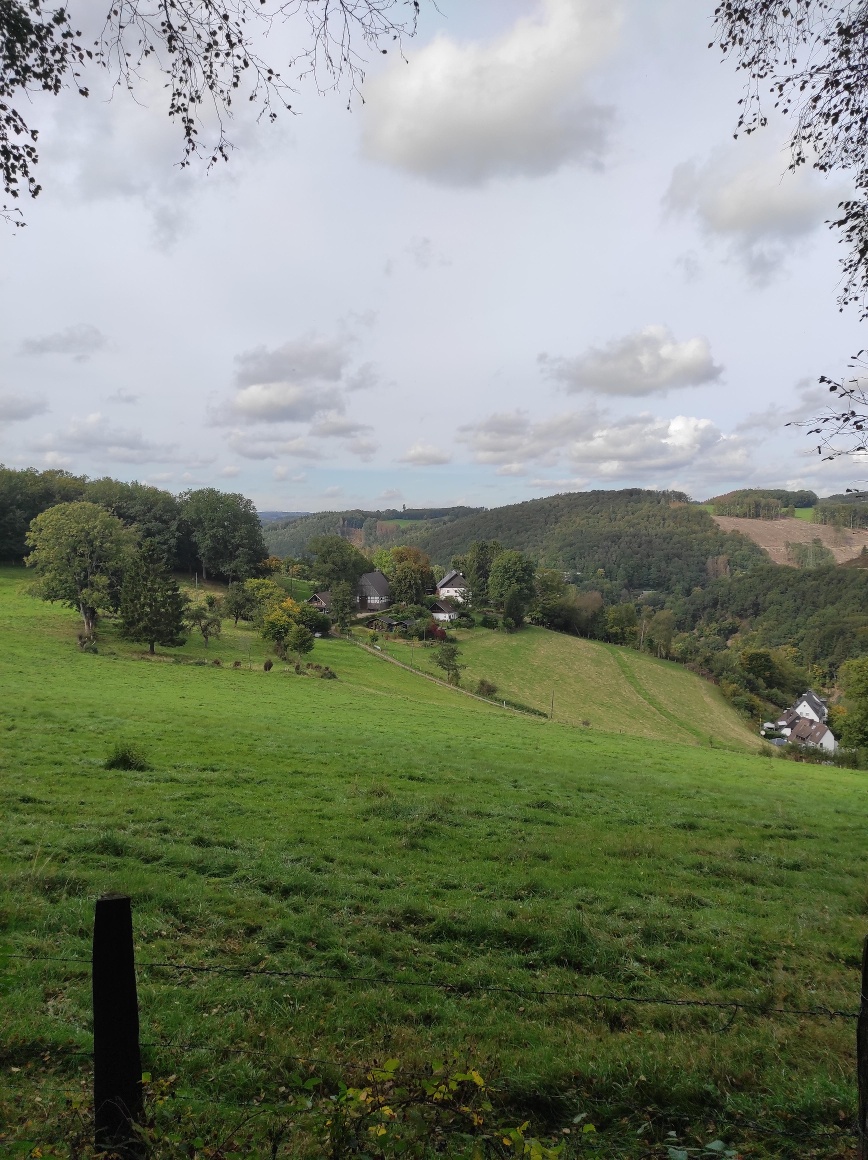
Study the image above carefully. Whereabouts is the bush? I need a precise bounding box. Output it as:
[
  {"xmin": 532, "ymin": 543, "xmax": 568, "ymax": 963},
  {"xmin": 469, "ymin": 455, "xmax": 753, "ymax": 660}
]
[
  {"xmin": 479, "ymin": 614, "xmax": 499, "ymax": 629},
  {"xmin": 476, "ymin": 678, "xmax": 498, "ymax": 698},
  {"xmin": 104, "ymin": 741, "xmax": 151, "ymax": 771}
]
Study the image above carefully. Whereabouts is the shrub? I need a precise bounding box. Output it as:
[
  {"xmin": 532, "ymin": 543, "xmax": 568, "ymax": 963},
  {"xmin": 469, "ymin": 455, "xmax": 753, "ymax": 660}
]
[
  {"xmin": 479, "ymin": 614, "xmax": 499, "ymax": 629},
  {"xmin": 104, "ymin": 741, "xmax": 151, "ymax": 771},
  {"xmin": 476, "ymin": 678, "xmax": 498, "ymax": 698}
]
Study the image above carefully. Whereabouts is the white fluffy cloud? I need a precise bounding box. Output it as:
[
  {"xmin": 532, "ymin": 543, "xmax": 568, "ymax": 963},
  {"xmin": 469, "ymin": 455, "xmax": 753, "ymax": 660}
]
[
  {"xmin": 227, "ymin": 432, "xmax": 325, "ymax": 461},
  {"xmin": 362, "ymin": 0, "xmax": 620, "ymax": 186},
  {"xmin": 398, "ymin": 443, "xmax": 453, "ymax": 466},
  {"xmin": 0, "ymin": 393, "xmax": 48, "ymax": 421},
  {"xmin": 20, "ymin": 324, "xmax": 108, "ymax": 361},
  {"xmin": 459, "ymin": 407, "xmax": 753, "ymax": 486},
  {"xmin": 665, "ymin": 140, "xmax": 845, "ymax": 284},
  {"xmin": 540, "ymin": 326, "xmax": 722, "ymax": 396}
]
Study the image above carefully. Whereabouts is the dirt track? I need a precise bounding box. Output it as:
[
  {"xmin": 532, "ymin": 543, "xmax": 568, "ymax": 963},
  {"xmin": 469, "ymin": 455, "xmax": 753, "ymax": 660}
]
[{"xmin": 713, "ymin": 515, "xmax": 868, "ymax": 564}]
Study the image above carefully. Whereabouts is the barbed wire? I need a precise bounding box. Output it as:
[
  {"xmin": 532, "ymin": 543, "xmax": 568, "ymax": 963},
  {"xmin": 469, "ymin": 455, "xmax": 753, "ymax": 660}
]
[{"xmin": 2, "ymin": 952, "xmax": 859, "ymax": 1020}]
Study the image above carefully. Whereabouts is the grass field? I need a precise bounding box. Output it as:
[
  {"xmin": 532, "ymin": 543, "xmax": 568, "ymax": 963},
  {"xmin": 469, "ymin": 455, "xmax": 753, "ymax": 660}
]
[
  {"xmin": 369, "ymin": 626, "xmax": 759, "ymax": 750},
  {"xmin": 0, "ymin": 567, "xmax": 865, "ymax": 1157}
]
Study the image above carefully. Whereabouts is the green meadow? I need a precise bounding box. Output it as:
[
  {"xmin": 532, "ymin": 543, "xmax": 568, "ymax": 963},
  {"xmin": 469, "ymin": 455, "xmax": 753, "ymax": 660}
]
[{"xmin": 0, "ymin": 567, "xmax": 865, "ymax": 1156}]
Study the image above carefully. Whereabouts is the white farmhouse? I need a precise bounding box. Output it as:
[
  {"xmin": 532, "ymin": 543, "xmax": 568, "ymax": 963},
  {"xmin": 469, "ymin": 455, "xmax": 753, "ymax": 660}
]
[
  {"xmin": 430, "ymin": 599, "xmax": 458, "ymax": 623},
  {"xmin": 790, "ymin": 718, "xmax": 837, "ymax": 752},
  {"xmin": 793, "ymin": 690, "xmax": 828, "ymax": 723},
  {"xmin": 436, "ymin": 570, "xmax": 469, "ymax": 602}
]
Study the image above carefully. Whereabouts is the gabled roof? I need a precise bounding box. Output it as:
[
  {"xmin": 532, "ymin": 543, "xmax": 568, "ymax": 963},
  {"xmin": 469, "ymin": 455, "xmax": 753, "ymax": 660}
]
[
  {"xmin": 791, "ymin": 718, "xmax": 832, "ymax": 746},
  {"xmin": 358, "ymin": 570, "xmax": 390, "ymax": 597},
  {"xmin": 308, "ymin": 591, "xmax": 331, "ymax": 607},
  {"xmin": 776, "ymin": 708, "xmax": 800, "ymax": 728},
  {"xmin": 795, "ymin": 690, "xmax": 827, "ymax": 718},
  {"xmin": 431, "ymin": 598, "xmax": 456, "ymax": 613},
  {"xmin": 438, "ymin": 570, "xmax": 468, "ymax": 589}
]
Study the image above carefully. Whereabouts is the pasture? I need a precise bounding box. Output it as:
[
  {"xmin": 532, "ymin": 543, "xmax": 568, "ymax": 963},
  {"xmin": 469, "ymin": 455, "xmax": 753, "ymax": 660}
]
[{"xmin": 0, "ymin": 568, "xmax": 865, "ymax": 1157}]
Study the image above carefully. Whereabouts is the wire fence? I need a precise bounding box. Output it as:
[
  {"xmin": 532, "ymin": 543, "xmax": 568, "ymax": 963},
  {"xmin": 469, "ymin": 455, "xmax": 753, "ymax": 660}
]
[{"xmin": 2, "ymin": 950, "xmax": 859, "ymax": 1020}]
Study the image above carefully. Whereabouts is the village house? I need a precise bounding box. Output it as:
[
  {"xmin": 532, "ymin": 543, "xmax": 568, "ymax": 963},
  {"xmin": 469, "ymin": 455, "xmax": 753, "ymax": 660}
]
[
  {"xmin": 436, "ymin": 570, "xmax": 469, "ymax": 602},
  {"xmin": 430, "ymin": 598, "xmax": 458, "ymax": 623},
  {"xmin": 767, "ymin": 689, "xmax": 837, "ymax": 752},
  {"xmin": 790, "ymin": 718, "xmax": 837, "ymax": 752},
  {"xmin": 793, "ymin": 690, "xmax": 828, "ymax": 722},
  {"xmin": 306, "ymin": 570, "xmax": 392, "ymax": 615}
]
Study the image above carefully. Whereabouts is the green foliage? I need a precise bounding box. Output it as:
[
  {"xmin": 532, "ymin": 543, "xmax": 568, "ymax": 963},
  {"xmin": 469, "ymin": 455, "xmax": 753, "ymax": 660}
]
[
  {"xmin": 287, "ymin": 621, "xmax": 315, "ymax": 659},
  {"xmin": 839, "ymin": 658, "xmax": 868, "ymax": 747},
  {"xmin": 605, "ymin": 602, "xmax": 637, "ymax": 645},
  {"xmin": 308, "ymin": 534, "xmax": 370, "ymax": 589},
  {"xmin": 646, "ymin": 609, "xmax": 675, "ymax": 658},
  {"xmin": 24, "ymin": 500, "xmax": 133, "ymax": 635},
  {"xmin": 104, "ymin": 740, "xmax": 151, "ymax": 771},
  {"xmin": 0, "ymin": 465, "xmax": 88, "ymax": 561},
  {"xmin": 180, "ymin": 487, "xmax": 267, "ymax": 581},
  {"xmin": 433, "ymin": 641, "xmax": 464, "ymax": 683},
  {"xmin": 119, "ymin": 540, "xmax": 189, "ymax": 654},
  {"xmin": 331, "ymin": 581, "xmax": 355, "ymax": 631},
  {"xmin": 84, "ymin": 477, "xmax": 184, "ymax": 566},
  {"xmin": 186, "ymin": 598, "xmax": 223, "ymax": 647},
  {"xmin": 224, "ymin": 581, "xmax": 257, "ymax": 625},
  {"xmin": 786, "ymin": 538, "xmax": 836, "ymax": 568},
  {"xmin": 475, "ymin": 678, "xmax": 498, "ymax": 697},
  {"xmin": 488, "ymin": 550, "xmax": 536, "ymax": 610},
  {"xmin": 453, "ymin": 540, "xmax": 503, "ymax": 606},
  {"xmin": 706, "ymin": 489, "xmax": 817, "ymax": 518}
]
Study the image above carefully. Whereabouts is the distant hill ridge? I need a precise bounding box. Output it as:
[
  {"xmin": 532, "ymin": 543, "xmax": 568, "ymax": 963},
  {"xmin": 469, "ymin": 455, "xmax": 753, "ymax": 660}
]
[{"xmin": 262, "ymin": 488, "xmax": 766, "ymax": 596}]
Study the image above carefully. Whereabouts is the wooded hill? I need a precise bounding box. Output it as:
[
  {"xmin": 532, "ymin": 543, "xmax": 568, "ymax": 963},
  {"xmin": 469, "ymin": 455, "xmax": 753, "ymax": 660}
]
[{"xmin": 263, "ymin": 489, "xmax": 766, "ymax": 597}]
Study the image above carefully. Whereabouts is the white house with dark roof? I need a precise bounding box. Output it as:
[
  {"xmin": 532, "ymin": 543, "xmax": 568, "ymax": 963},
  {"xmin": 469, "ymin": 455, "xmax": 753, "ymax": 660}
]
[
  {"xmin": 790, "ymin": 718, "xmax": 837, "ymax": 752},
  {"xmin": 793, "ymin": 690, "xmax": 828, "ymax": 722},
  {"xmin": 430, "ymin": 598, "xmax": 458, "ymax": 622},
  {"xmin": 436, "ymin": 570, "xmax": 469, "ymax": 602}
]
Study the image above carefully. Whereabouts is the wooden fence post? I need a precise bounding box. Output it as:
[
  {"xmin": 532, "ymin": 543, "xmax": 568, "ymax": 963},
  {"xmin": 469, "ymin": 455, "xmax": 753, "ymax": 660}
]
[
  {"xmin": 858, "ymin": 935, "xmax": 868, "ymax": 1160},
  {"xmin": 93, "ymin": 893, "xmax": 144, "ymax": 1157}
]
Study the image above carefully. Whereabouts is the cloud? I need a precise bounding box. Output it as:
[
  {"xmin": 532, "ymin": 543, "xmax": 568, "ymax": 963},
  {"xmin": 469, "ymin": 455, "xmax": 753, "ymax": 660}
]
[
  {"xmin": 345, "ymin": 362, "xmax": 380, "ymax": 392},
  {"xmin": 378, "ymin": 488, "xmax": 403, "ymax": 501},
  {"xmin": 234, "ymin": 335, "xmax": 348, "ymax": 388},
  {"xmin": 309, "ymin": 414, "xmax": 373, "ymax": 439},
  {"xmin": 539, "ymin": 326, "xmax": 722, "ymax": 396},
  {"xmin": 227, "ymin": 431, "xmax": 325, "ymax": 460},
  {"xmin": 665, "ymin": 140, "xmax": 845, "ymax": 284},
  {"xmin": 459, "ymin": 407, "xmax": 754, "ymax": 486},
  {"xmin": 20, "ymin": 324, "xmax": 108, "ymax": 361},
  {"xmin": 362, "ymin": 0, "xmax": 620, "ymax": 186},
  {"xmin": 0, "ymin": 393, "xmax": 49, "ymax": 422},
  {"xmin": 107, "ymin": 389, "xmax": 139, "ymax": 405},
  {"xmin": 398, "ymin": 443, "xmax": 453, "ymax": 466},
  {"xmin": 344, "ymin": 437, "xmax": 379, "ymax": 461},
  {"xmin": 220, "ymin": 465, "xmax": 240, "ymax": 478},
  {"xmin": 405, "ymin": 236, "xmax": 451, "ymax": 270},
  {"xmin": 32, "ymin": 412, "xmax": 182, "ymax": 464},
  {"xmin": 322, "ymin": 485, "xmax": 344, "ymax": 499}
]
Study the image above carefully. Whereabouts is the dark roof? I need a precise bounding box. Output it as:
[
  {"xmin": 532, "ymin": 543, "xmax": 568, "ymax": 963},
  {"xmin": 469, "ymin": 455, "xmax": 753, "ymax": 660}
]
[
  {"xmin": 431, "ymin": 598, "xmax": 456, "ymax": 613},
  {"xmin": 438, "ymin": 569, "xmax": 468, "ymax": 589},
  {"xmin": 791, "ymin": 719, "xmax": 832, "ymax": 746},
  {"xmin": 308, "ymin": 591, "xmax": 331, "ymax": 608},
  {"xmin": 796, "ymin": 690, "xmax": 827, "ymax": 718},
  {"xmin": 358, "ymin": 571, "xmax": 390, "ymax": 598},
  {"xmin": 776, "ymin": 708, "xmax": 800, "ymax": 728}
]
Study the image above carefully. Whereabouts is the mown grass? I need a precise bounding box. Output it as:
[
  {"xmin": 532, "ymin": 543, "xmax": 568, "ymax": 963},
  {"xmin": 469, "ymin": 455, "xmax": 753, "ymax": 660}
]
[
  {"xmin": 0, "ymin": 567, "xmax": 864, "ymax": 1157},
  {"xmin": 369, "ymin": 625, "xmax": 759, "ymax": 750}
]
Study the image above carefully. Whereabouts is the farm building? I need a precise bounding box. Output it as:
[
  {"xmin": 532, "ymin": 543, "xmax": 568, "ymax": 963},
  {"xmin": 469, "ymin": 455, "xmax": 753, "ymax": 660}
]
[
  {"xmin": 430, "ymin": 598, "xmax": 458, "ymax": 623},
  {"xmin": 436, "ymin": 570, "xmax": 469, "ymax": 601}
]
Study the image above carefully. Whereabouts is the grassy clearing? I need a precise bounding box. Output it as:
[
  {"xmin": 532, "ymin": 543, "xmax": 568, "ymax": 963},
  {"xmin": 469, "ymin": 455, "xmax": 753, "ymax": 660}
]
[
  {"xmin": 370, "ymin": 625, "xmax": 759, "ymax": 750},
  {"xmin": 793, "ymin": 509, "xmax": 816, "ymax": 522},
  {"xmin": 0, "ymin": 568, "xmax": 864, "ymax": 1156}
]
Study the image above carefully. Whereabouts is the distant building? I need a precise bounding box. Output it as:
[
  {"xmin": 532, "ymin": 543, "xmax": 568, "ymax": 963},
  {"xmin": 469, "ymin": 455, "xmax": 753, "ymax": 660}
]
[
  {"xmin": 793, "ymin": 690, "xmax": 828, "ymax": 722},
  {"xmin": 436, "ymin": 570, "xmax": 469, "ymax": 602},
  {"xmin": 790, "ymin": 718, "xmax": 837, "ymax": 752},
  {"xmin": 356, "ymin": 571, "xmax": 391, "ymax": 610},
  {"xmin": 430, "ymin": 598, "xmax": 458, "ymax": 623},
  {"xmin": 308, "ymin": 592, "xmax": 332, "ymax": 612}
]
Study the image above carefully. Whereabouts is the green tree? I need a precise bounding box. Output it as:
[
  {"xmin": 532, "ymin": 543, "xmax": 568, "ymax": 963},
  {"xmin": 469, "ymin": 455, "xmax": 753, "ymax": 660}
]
[
  {"xmin": 455, "ymin": 540, "xmax": 503, "ymax": 606},
  {"xmin": 0, "ymin": 466, "xmax": 88, "ymax": 561},
  {"xmin": 503, "ymin": 587, "xmax": 527, "ymax": 629},
  {"xmin": 487, "ymin": 549, "xmax": 536, "ymax": 608},
  {"xmin": 180, "ymin": 488, "xmax": 266, "ymax": 581},
  {"xmin": 391, "ymin": 560, "xmax": 426, "ymax": 605},
  {"xmin": 186, "ymin": 594, "xmax": 223, "ymax": 647},
  {"xmin": 224, "ymin": 581, "xmax": 256, "ymax": 626},
  {"xmin": 119, "ymin": 540, "xmax": 188, "ymax": 654},
  {"xmin": 308, "ymin": 535, "xmax": 370, "ymax": 590},
  {"xmin": 85, "ymin": 478, "xmax": 183, "ymax": 567},
  {"xmin": 287, "ymin": 622, "xmax": 315, "ymax": 661},
  {"xmin": 433, "ymin": 641, "xmax": 464, "ymax": 685},
  {"xmin": 840, "ymin": 658, "xmax": 868, "ymax": 748},
  {"xmin": 25, "ymin": 501, "xmax": 132, "ymax": 636},
  {"xmin": 647, "ymin": 610, "xmax": 676, "ymax": 658},
  {"xmin": 330, "ymin": 581, "xmax": 355, "ymax": 632},
  {"xmin": 605, "ymin": 602, "xmax": 638, "ymax": 646}
]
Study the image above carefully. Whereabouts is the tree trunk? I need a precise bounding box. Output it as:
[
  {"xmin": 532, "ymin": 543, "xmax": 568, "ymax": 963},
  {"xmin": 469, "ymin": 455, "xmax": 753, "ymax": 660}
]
[
  {"xmin": 201, "ymin": 562, "xmax": 208, "ymax": 582},
  {"xmin": 149, "ymin": 641, "xmax": 155, "ymax": 655},
  {"xmin": 80, "ymin": 603, "xmax": 97, "ymax": 636}
]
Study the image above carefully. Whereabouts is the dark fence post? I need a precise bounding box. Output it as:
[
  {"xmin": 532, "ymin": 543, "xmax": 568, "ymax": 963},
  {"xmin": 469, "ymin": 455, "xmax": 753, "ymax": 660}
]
[
  {"xmin": 859, "ymin": 936, "xmax": 868, "ymax": 1160},
  {"xmin": 93, "ymin": 893, "xmax": 144, "ymax": 1157}
]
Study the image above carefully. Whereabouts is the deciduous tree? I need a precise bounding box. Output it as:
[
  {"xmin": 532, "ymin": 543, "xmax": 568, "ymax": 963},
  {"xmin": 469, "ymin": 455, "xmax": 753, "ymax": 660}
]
[
  {"xmin": 488, "ymin": 550, "xmax": 536, "ymax": 610},
  {"xmin": 181, "ymin": 488, "xmax": 266, "ymax": 582},
  {"xmin": 308, "ymin": 535, "xmax": 369, "ymax": 590},
  {"xmin": 25, "ymin": 501, "xmax": 132, "ymax": 636}
]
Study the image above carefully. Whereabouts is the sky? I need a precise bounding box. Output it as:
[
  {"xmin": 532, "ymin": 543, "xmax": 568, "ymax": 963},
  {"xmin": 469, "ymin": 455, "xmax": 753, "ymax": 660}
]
[{"xmin": 1, "ymin": 0, "xmax": 866, "ymax": 512}]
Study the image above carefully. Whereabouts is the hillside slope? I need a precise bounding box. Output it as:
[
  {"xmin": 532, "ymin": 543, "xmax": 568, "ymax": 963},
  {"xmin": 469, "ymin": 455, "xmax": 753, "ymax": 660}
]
[
  {"xmin": 712, "ymin": 514, "xmax": 868, "ymax": 564},
  {"xmin": 374, "ymin": 625, "xmax": 759, "ymax": 749}
]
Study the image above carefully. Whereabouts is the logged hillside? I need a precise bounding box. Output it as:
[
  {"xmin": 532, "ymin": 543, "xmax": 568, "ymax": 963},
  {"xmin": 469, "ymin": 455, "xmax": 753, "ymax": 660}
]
[
  {"xmin": 263, "ymin": 505, "xmax": 481, "ymax": 558},
  {"xmin": 264, "ymin": 489, "xmax": 766, "ymax": 595},
  {"xmin": 712, "ymin": 514, "xmax": 868, "ymax": 564}
]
